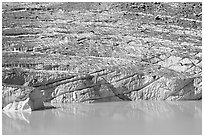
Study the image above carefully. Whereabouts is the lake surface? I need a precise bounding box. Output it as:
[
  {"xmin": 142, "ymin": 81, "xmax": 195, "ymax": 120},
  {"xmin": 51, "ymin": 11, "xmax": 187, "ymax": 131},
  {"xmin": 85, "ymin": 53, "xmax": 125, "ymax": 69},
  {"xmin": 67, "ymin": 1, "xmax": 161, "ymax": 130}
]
[{"xmin": 2, "ymin": 101, "xmax": 202, "ymax": 135}]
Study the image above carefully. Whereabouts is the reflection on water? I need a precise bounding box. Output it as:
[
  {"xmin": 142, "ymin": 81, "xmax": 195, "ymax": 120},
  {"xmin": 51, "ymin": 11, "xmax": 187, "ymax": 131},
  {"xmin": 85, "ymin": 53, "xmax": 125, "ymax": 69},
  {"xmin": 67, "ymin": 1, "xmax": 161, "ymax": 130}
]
[{"xmin": 2, "ymin": 101, "xmax": 202, "ymax": 135}]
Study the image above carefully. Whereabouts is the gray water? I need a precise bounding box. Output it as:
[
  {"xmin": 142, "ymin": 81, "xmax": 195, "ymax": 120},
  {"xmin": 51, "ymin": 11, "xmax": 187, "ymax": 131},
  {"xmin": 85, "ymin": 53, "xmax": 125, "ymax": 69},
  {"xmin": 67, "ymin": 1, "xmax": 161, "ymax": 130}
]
[{"xmin": 2, "ymin": 101, "xmax": 202, "ymax": 135}]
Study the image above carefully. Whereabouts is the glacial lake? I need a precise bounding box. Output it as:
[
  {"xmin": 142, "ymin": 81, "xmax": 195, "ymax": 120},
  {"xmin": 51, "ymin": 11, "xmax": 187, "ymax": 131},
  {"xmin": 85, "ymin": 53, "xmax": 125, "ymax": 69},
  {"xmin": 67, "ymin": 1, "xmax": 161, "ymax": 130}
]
[{"xmin": 2, "ymin": 101, "xmax": 202, "ymax": 135}]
